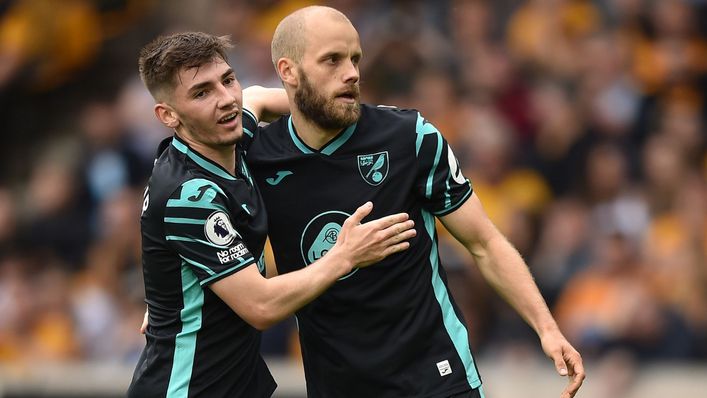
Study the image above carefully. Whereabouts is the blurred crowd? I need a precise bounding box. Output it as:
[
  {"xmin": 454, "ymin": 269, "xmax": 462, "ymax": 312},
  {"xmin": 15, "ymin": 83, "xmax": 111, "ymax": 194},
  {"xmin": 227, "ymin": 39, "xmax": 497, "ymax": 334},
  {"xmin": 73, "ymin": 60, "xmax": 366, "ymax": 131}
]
[{"xmin": 0, "ymin": 0, "xmax": 705, "ymax": 379}]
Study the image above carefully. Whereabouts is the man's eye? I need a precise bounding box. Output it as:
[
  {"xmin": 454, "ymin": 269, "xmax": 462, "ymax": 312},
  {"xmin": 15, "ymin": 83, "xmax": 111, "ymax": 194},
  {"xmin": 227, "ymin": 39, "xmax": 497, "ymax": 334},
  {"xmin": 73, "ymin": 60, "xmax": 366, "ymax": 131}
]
[
  {"xmin": 224, "ymin": 77, "xmax": 234, "ymax": 85},
  {"xmin": 194, "ymin": 90, "xmax": 207, "ymax": 98}
]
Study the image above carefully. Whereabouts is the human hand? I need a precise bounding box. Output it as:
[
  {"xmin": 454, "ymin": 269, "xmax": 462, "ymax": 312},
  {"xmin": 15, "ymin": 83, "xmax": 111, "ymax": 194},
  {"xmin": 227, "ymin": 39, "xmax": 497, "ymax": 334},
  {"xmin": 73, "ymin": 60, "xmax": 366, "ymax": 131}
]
[
  {"xmin": 541, "ymin": 329, "xmax": 585, "ymax": 398},
  {"xmin": 140, "ymin": 308, "xmax": 148, "ymax": 334},
  {"xmin": 334, "ymin": 202, "xmax": 415, "ymax": 269}
]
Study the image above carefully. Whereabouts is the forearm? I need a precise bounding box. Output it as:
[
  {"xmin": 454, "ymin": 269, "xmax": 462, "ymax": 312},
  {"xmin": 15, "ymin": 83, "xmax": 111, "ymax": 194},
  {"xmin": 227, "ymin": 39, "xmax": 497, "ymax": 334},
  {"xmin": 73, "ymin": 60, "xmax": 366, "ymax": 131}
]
[
  {"xmin": 442, "ymin": 195, "xmax": 584, "ymax": 395},
  {"xmin": 212, "ymin": 204, "xmax": 413, "ymax": 330},
  {"xmin": 472, "ymin": 234, "xmax": 560, "ymax": 338},
  {"xmin": 256, "ymin": 249, "xmax": 352, "ymax": 327}
]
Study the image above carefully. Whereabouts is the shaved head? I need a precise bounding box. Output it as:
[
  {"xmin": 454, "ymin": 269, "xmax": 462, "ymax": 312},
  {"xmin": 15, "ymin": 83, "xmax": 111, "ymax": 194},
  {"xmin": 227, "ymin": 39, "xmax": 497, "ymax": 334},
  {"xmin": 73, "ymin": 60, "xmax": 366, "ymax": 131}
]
[{"xmin": 271, "ymin": 6, "xmax": 353, "ymax": 67}]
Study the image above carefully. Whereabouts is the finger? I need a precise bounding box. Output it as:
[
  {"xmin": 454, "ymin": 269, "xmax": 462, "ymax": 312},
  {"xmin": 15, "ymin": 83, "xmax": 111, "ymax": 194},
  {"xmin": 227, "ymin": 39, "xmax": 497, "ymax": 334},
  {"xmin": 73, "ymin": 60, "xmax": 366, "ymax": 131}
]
[
  {"xmin": 140, "ymin": 310, "xmax": 148, "ymax": 334},
  {"xmin": 379, "ymin": 220, "xmax": 415, "ymax": 240},
  {"xmin": 369, "ymin": 214, "xmax": 412, "ymax": 235},
  {"xmin": 382, "ymin": 224, "xmax": 417, "ymax": 245},
  {"xmin": 552, "ymin": 352, "xmax": 568, "ymax": 376},
  {"xmin": 344, "ymin": 202, "xmax": 373, "ymax": 227},
  {"xmin": 564, "ymin": 353, "xmax": 585, "ymax": 397},
  {"xmin": 382, "ymin": 241, "xmax": 411, "ymax": 257},
  {"xmin": 564, "ymin": 375, "xmax": 584, "ymax": 398},
  {"xmin": 365, "ymin": 212, "xmax": 410, "ymax": 231}
]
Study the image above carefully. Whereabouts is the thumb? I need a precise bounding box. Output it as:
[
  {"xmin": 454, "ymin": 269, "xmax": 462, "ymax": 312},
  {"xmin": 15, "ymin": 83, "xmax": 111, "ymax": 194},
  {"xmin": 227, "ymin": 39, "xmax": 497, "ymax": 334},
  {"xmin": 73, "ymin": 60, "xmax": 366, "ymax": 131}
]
[
  {"xmin": 554, "ymin": 354, "xmax": 568, "ymax": 376},
  {"xmin": 345, "ymin": 202, "xmax": 373, "ymax": 226}
]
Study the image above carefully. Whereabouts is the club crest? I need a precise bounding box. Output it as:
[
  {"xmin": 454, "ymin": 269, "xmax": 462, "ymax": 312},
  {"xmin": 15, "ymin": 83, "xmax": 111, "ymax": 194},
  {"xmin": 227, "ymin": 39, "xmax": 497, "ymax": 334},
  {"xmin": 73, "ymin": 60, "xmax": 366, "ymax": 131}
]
[{"xmin": 357, "ymin": 151, "xmax": 389, "ymax": 186}]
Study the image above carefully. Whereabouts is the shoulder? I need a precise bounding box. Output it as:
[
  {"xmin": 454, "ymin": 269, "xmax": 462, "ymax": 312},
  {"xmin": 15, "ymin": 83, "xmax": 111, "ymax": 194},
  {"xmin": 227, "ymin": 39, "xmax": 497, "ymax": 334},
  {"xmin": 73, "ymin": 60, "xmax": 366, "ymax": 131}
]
[
  {"xmin": 148, "ymin": 146, "xmax": 225, "ymax": 207},
  {"xmin": 160, "ymin": 177, "xmax": 229, "ymax": 223},
  {"xmin": 361, "ymin": 104, "xmax": 419, "ymax": 122},
  {"xmin": 360, "ymin": 104, "xmax": 432, "ymax": 136},
  {"xmin": 246, "ymin": 115, "xmax": 290, "ymax": 157},
  {"xmin": 258, "ymin": 115, "xmax": 289, "ymax": 134}
]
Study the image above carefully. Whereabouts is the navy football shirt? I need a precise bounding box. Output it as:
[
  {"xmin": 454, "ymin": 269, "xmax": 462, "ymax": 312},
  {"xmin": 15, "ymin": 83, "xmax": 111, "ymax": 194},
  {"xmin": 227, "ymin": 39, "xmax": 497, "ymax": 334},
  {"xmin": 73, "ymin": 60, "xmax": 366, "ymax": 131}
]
[
  {"xmin": 128, "ymin": 133, "xmax": 275, "ymax": 398},
  {"xmin": 243, "ymin": 105, "xmax": 482, "ymax": 397}
]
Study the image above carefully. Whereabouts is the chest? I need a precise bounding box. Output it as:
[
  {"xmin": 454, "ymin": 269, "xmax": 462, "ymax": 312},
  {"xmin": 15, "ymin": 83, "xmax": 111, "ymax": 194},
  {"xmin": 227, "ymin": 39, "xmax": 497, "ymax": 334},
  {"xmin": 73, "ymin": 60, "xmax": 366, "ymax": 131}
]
[{"xmin": 257, "ymin": 147, "xmax": 416, "ymax": 214}]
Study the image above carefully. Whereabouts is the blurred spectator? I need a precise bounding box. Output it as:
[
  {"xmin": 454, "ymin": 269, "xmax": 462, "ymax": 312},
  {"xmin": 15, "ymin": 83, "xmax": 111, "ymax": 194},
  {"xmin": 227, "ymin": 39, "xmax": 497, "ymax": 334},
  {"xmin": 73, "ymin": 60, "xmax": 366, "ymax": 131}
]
[
  {"xmin": 555, "ymin": 233, "xmax": 690, "ymax": 359},
  {"xmin": 583, "ymin": 142, "xmax": 650, "ymax": 243},
  {"xmin": 629, "ymin": 0, "xmax": 707, "ymax": 96},
  {"xmin": 18, "ymin": 149, "xmax": 91, "ymax": 268},
  {"xmin": 26, "ymin": 264, "xmax": 81, "ymax": 362},
  {"xmin": 531, "ymin": 198, "xmax": 592, "ymax": 307},
  {"xmin": 0, "ymin": 0, "xmax": 102, "ymax": 91},
  {"xmin": 642, "ymin": 175, "xmax": 707, "ymax": 357},
  {"xmin": 0, "ymin": 188, "xmax": 18, "ymax": 254},
  {"xmin": 526, "ymin": 79, "xmax": 588, "ymax": 195},
  {"xmin": 0, "ymin": 0, "xmax": 705, "ymax": 378},
  {"xmin": 577, "ymin": 31, "xmax": 641, "ymax": 141},
  {"xmin": 410, "ymin": 68, "xmax": 463, "ymax": 143},
  {"xmin": 0, "ymin": 254, "xmax": 33, "ymax": 364},
  {"xmin": 506, "ymin": 0, "xmax": 602, "ymax": 78},
  {"xmin": 0, "ymin": 0, "xmax": 156, "ymax": 91},
  {"xmin": 76, "ymin": 98, "xmax": 150, "ymax": 224},
  {"xmin": 115, "ymin": 78, "xmax": 172, "ymax": 168}
]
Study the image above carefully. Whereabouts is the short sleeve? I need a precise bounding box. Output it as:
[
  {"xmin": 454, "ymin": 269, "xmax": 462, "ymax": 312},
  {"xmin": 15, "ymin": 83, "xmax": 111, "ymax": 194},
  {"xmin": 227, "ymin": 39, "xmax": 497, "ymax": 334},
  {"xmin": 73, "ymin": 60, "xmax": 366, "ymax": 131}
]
[
  {"xmin": 413, "ymin": 112, "xmax": 473, "ymax": 216},
  {"xmin": 163, "ymin": 178, "xmax": 256, "ymax": 286}
]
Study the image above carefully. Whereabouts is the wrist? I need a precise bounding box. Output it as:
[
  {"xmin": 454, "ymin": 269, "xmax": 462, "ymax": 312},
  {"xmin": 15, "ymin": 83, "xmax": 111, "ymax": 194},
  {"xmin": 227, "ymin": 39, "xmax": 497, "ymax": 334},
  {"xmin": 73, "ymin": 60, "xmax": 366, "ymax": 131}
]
[
  {"xmin": 324, "ymin": 246, "xmax": 355, "ymax": 277},
  {"xmin": 535, "ymin": 319, "xmax": 561, "ymax": 340}
]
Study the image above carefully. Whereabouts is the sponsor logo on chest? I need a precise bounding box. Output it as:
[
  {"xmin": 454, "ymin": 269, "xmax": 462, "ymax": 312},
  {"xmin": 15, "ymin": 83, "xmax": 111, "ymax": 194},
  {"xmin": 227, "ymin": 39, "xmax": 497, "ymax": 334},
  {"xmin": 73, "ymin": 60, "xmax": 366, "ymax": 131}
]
[{"xmin": 301, "ymin": 211, "xmax": 358, "ymax": 280}]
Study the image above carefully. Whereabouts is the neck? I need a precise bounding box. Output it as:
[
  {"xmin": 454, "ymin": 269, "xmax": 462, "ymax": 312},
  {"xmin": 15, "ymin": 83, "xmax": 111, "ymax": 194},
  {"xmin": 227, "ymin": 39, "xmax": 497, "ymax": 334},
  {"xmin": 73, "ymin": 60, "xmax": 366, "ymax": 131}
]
[
  {"xmin": 177, "ymin": 133, "xmax": 237, "ymax": 175},
  {"xmin": 290, "ymin": 107, "xmax": 344, "ymax": 150}
]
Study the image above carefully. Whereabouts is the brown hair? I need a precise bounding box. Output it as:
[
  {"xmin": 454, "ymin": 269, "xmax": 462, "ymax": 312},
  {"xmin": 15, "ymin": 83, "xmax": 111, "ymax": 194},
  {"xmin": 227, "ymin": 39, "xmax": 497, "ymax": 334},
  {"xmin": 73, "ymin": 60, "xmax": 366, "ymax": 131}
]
[{"xmin": 138, "ymin": 32, "xmax": 233, "ymax": 100}]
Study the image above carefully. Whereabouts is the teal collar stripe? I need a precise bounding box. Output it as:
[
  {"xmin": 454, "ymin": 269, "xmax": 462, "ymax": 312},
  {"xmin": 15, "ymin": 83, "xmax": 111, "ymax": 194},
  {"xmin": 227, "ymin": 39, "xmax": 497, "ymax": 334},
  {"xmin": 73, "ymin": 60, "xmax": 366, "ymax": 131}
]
[
  {"xmin": 171, "ymin": 137, "xmax": 236, "ymax": 181},
  {"xmin": 421, "ymin": 210, "xmax": 481, "ymax": 389},
  {"xmin": 167, "ymin": 264, "xmax": 204, "ymax": 397},
  {"xmin": 240, "ymin": 157, "xmax": 254, "ymax": 185},
  {"xmin": 321, "ymin": 122, "xmax": 357, "ymax": 155},
  {"xmin": 287, "ymin": 116, "xmax": 357, "ymax": 156},
  {"xmin": 288, "ymin": 117, "xmax": 314, "ymax": 154},
  {"xmin": 243, "ymin": 108, "xmax": 257, "ymax": 138}
]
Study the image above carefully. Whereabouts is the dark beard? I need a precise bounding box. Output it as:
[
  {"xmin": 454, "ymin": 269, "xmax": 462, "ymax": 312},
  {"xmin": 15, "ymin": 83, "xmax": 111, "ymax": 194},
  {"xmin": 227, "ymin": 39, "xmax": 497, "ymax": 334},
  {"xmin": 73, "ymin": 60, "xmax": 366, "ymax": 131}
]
[{"xmin": 294, "ymin": 70, "xmax": 361, "ymax": 131}]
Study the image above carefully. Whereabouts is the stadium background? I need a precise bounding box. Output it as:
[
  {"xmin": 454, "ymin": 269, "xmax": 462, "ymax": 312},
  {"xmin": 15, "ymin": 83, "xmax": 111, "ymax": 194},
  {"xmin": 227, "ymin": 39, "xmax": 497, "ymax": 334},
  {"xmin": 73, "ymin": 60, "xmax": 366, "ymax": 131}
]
[{"xmin": 0, "ymin": 0, "xmax": 705, "ymax": 397}]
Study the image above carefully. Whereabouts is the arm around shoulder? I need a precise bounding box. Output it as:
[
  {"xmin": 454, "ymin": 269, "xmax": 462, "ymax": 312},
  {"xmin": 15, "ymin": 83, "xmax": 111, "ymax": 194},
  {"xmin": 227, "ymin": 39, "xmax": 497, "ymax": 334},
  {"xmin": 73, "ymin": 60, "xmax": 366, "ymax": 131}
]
[{"xmin": 242, "ymin": 86, "xmax": 289, "ymax": 122}]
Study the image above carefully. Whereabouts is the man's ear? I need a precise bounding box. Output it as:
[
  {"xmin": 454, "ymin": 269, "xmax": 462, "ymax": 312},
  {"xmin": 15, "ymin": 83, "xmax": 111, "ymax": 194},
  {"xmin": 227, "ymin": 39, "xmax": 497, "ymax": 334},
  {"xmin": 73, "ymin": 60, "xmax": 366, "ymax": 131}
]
[
  {"xmin": 154, "ymin": 103, "xmax": 180, "ymax": 129},
  {"xmin": 277, "ymin": 58, "xmax": 299, "ymax": 88}
]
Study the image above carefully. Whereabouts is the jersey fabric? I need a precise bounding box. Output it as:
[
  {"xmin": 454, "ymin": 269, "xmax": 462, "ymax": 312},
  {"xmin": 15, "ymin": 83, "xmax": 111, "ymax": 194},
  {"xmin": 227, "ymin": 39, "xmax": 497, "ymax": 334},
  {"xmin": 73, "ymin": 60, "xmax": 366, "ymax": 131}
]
[
  {"xmin": 243, "ymin": 105, "xmax": 482, "ymax": 398},
  {"xmin": 128, "ymin": 132, "xmax": 276, "ymax": 398}
]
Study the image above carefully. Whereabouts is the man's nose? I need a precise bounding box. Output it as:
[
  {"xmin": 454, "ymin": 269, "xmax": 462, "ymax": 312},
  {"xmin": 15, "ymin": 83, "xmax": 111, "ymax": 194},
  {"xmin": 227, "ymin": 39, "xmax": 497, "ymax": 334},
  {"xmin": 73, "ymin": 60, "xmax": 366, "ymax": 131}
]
[
  {"xmin": 217, "ymin": 84, "xmax": 238, "ymax": 108},
  {"xmin": 342, "ymin": 60, "xmax": 359, "ymax": 84}
]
